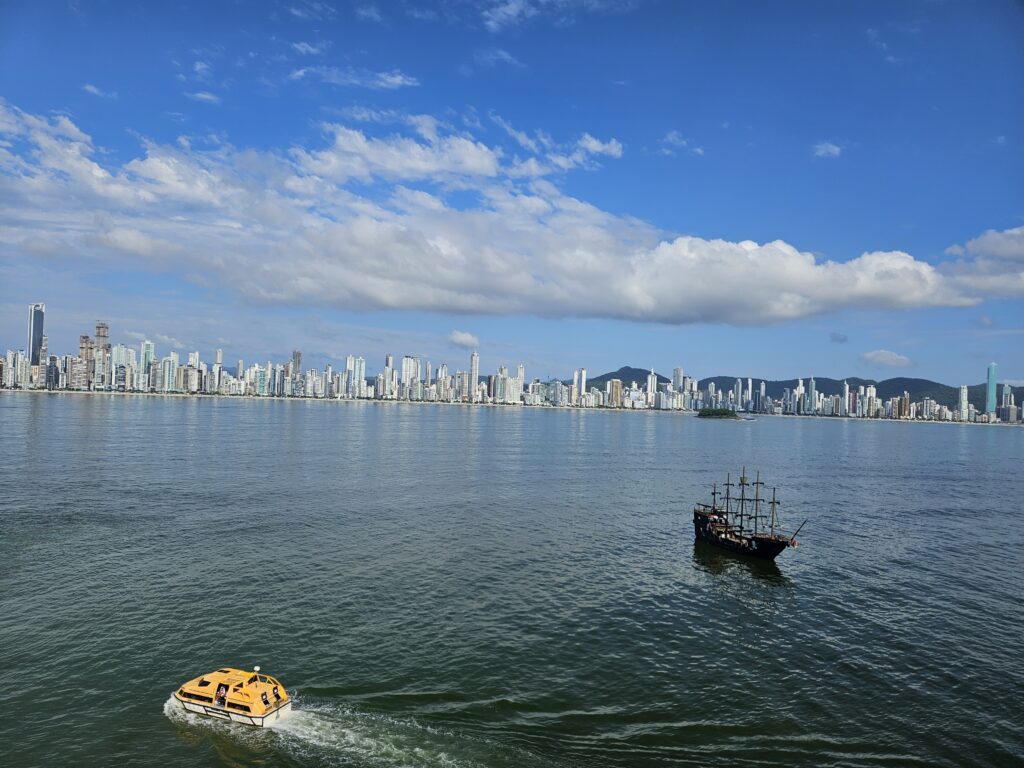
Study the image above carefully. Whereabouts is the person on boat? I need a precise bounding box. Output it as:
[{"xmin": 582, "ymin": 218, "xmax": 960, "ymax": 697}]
[{"xmin": 215, "ymin": 684, "xmax": 227, "ymax": 707}]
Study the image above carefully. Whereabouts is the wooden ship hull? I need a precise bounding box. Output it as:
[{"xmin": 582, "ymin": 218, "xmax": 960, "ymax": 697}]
[
  {"xmin": 691, "ymin": 470, "xmax": 803, "ymax": 562},
  {"xmin": 693, "ymin": 509, "xmax": 790, "ymax": 560}
]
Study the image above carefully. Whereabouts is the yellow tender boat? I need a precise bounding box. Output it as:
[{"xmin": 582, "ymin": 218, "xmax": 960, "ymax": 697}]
[{"xmin": 173, "ymin": 665, "xmax": 292, "ymax": 727}]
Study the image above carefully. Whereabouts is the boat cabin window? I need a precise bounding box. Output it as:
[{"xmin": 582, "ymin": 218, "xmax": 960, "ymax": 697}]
[
  {"xmin": 247, "ymin": 675, "xmax": 258, "ymax": 684},
  {"xmin": 261, "ymin": 692, "xmax": 270, "ymax": 707},
  {"xmin": 227, "ymin": 702, "xmax": 251, "ymax": 712},
  {"xmin": 273, "ymin": 686, "xmax": 280, "ymax": 700},
  {"xmin": 258, "ymin": 675, "xmax": 269, "ymax": 683},
  {"xmin": 197, "ymin": 679, "xmax": 212, "ymax": 687}
]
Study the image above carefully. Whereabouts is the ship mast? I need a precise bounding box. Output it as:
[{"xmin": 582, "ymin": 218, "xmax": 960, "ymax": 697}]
[
  {"xmin": 738, "ymin": 468, "xmax": 748, "ymax": 536},
  {"xmin": 723, "ymin": 472, "xmax": 733, "ymax": 522},
  {"xmin": 752, "ymin": 471, "xmax": 764, "ymax": 535},
  {"xmin": 769, "ymin": 487, "xmax": 780, "ymax": 538}
]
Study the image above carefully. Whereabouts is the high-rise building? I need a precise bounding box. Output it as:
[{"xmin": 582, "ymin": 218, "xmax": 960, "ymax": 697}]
[
  {"xmin": 672, "ymin": 367, "xmax": 685, "ymax": 391},
  {"xmin": 401, "ymin": 355, "xmax": 418, "ymax": 388},
  {"xmin": 470, "ymin": 351, "xmax": 480, "ymax": 402},
  {"xmin": 292, "ymin": 349, "xmax": 302, "ymax": 377},
  {"xmin": 958, "ymin": 385, "xmax": 969, "ymax": 422},
  {"xmin": 215, "ymin": 348, "xmax": 223, "ymax": 366},
  {"xmin": 353, "ymin": 356, "xmax": 366, "ymax": 398},
  {"xmin": 986, "ymin": 362, "xmax": 997, "ymax": 414},
  {"xmin": 27, "ymin": 303, "xmax": 45, "ymax": 365}
]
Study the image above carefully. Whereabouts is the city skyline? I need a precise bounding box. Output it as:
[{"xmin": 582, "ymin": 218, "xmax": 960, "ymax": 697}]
[
  {"xmin": 4, "ymin": 301, "xmax": 1019, "ymax": 424},
  {"xmin": 1, "ymin": 2, "xmax": 1023, "ymax": 382}
]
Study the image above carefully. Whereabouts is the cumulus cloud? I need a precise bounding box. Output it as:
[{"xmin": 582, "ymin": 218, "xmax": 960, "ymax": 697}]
[
  {"xmin": 288, "ymin": 66, "xmax": 418, "ymax": 90},
  {"xmin": 814, "ymin": 141, "xmax": 842, "ymax": 158},
  {"xmin": 83, "ymin": 83, "xmax": 117, "ymax": 99},
  {"xmin": 0, "ymin": 100, "xmax": 1018, "ymax": 331},
  {"xmin": 944, "ymin": 226, "xmax": 1024, "ymax": 297},
  {"xmin": 862, "ymin": 349, "xmax": 911, "ymax": 368},
  {"xmin": 448, "ymin": 330, "xmax": 480, "ymax": 349}
]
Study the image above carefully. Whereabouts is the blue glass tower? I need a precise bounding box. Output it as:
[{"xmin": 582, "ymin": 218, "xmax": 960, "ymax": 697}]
[
  {"xmin": 986, "ymin": 362, "xmax": 997, "ymax": 414},
  {"xmin": 27, "ymin": 303, "xmax": 44, "ymax": 365}
]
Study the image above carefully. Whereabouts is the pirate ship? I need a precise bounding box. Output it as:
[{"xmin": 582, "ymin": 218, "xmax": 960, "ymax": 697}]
[{"xmin": 693, "ymin": 470, "xmax": 805, "ymax": 560}]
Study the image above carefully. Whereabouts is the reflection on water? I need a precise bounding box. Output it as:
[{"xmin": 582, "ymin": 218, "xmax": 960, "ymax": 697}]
[{"xmin": 691, "ymin": 540, "xmax": 790, "ymax": 585}]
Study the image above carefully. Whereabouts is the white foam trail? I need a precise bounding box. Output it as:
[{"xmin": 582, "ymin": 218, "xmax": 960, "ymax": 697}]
[
  {"xmin": 163, "ymin": 693, "xmax": 489, "ymax": 767},
  {"xmin": 273, "ymin": 703, "xmax": 473, "ymax": 767}
]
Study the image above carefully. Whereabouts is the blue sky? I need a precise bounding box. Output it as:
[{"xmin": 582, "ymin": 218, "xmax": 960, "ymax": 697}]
[{"xmin": 1, "ymin": 0, "xmax": 1022, "ymax": 384}]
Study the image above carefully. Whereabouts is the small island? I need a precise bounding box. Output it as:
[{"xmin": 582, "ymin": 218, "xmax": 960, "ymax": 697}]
[{"xmin": 697, "ymin": 407, "xmax": 740, "ymax": 419}]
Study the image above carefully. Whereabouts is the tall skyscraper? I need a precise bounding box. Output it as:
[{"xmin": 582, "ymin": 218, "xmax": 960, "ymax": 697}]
[
  {"xmin": 672, "ymin": 367, "xmax": 685, "ymax": 391},
  {"xmin": 986, "ymin": 362, "xmax": 997, "ymax": 414},
  {"xmin": 470, "ymin": 351, "xmax": 480, "ymax": 402},
  {"xmin": 353, "ymin": 357, "xmax": 366, "ymax": 397},
  {"xmin": 958, "ymin": 385, "xmax": 969, "ymax": 422},
  {"xmin": 292, "ymin": 349, "xmax": 302, "ymax": 376},
  {"xmin": 27, "ymin": 303, "xmax": 45, "ymax": 365}
]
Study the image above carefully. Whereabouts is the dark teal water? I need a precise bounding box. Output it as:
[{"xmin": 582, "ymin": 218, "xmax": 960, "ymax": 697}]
[{"xmin": 1, "ymin": 393, "xmax": 1021, "ymax": 767}]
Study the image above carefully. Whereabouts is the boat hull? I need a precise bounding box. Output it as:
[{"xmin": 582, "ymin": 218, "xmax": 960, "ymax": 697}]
[
  {"xmin": 173, "ymin": 693, "xmax": 292, "ymax": 727},
  {"xmin": 693, "ymin": 511, "xmax": 789, "ymax": 560}
]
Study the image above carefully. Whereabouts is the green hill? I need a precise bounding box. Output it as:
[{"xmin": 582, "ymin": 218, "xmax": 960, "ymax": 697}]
[{"xmin": 565, "ymin": 366, "xmax": 670, "ymax": 389}]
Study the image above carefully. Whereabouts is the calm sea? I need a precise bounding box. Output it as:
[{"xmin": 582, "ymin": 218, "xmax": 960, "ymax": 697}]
[{"xmin": 1, "ymin": 393, "xmax": 1021, "ymax": 767}]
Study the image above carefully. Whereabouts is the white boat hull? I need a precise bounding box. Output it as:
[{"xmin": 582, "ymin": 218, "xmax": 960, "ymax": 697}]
[{"xmin": 174, "ymin": 694, "xmax": 292, "ymax": 727}]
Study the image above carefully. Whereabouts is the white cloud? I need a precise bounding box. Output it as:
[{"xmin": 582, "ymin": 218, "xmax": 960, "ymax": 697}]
[
  {"xmin": 814, "ymin": 141, "xmax": 841, "ymax": 158},
  {"xmin": 193, "ymin": 60, "xmax": 212, "ymax": 78},
  {"xmin": 155, "ymin": 333, "xmax": 185, "ymax": 350},
  {"xmin": 291, "ymin": 41, "xmax": 329, "ymax": 55},
  {"xmin": 483, "ymin": 0, "xmax": 538, "ymax": 31},
  {"xmin": 578, "ymin": 132, "xmax": 622, "ymax": 158},
  {"xmin": 293, "ymin": 123, "xmax": 501, "ymax": 182},
  {"xmin": 1, "ymin": 100, "xmax": 1019, "ymax": 331},
  {"xmin": 82, "ymin": 83, "xmax": 117, "ymax": 99},
  {"xmin": 288, "ymin": 66, "xmax": 419, "ymax": 90},
  {"xmin": 479, "ymin": 0, "xmax": 629, "ymax": 32},
  {"xmin": 943, "ymin": 226, "xmax": 1024, "ymax": 297},
  {"xmin": 355, "ymin": 5, "xmax": 382, "ymax": 22},
  {"xmin": 475, "ymin": 47, "xmax": 525, "ymax": 68},
  {"xmin": 448, "ymin": 330, "xmax": 480, "ymax": 349},
  {"xmin": 289, "ymin": 1, "xmax": 336, "ymax": 20},
  {"xmin": 862, "ymin": 349, "xmax": 911, "ymax": 368},
  {"xmin": 660, "ymin": 130, "xmax": 703, "ymax": 157},
  {"xmin": 491, "ymin": 113, "xmax": 538, "ymax": 152},
  {"xmin": 185, "ymin": 91, "xmax": 221, "ymax": 104}
]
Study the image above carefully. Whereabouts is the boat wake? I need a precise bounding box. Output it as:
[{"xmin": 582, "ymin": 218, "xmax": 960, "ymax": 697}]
[{"xmin": 163, "ymin": 694, "xmax": 537, "ymax": 767}]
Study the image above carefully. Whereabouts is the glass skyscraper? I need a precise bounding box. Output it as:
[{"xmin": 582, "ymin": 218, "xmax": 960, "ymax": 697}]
[
  {"xmin": 27, "ymin": 303, "xmax": 44, "ymax": 365},
  {"xmin": 986, "ymin": 362, "xmax": 998, "ymax": 414}
]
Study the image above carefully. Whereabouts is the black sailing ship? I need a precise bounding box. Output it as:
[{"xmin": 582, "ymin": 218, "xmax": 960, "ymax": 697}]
[{"xmin": 693, "ymin": 469, "xmax": 806, "ymax": 560}]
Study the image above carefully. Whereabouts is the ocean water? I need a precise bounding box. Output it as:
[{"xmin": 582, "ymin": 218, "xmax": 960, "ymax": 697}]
[{"xmin": 1, "ymin": 393, "xmax": 1021, "ymax": 767}]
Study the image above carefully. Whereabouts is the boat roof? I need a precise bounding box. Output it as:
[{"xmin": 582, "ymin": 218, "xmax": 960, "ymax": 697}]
[{"xmin": 177, "ymin": 667, "xmax": 288, "ymax": 716}]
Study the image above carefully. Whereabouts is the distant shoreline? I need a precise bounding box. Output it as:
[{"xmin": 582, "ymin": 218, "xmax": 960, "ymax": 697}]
[{"xmin": 2, "ymin": 388, "xmax": 1018, "ymax": 427}]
